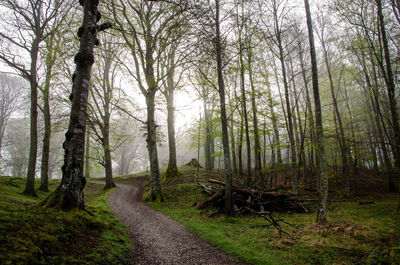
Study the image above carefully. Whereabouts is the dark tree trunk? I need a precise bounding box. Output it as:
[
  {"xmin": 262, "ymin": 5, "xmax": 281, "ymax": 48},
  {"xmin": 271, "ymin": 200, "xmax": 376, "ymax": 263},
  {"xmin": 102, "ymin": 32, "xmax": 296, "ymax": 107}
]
[
  {"xmin": 23, "ymin": 38, "xmax": 40, "ymax": 197},
  {"xmin": 39, "ymin": 48, "xmax": 53, "ymax": 192},
  {"xmin": 239, "ymin": 37, "xmax": 251, "ymax": 185},
  {"xmin": 165, "ymin": 85, "xmax": 178, "ymax": 178},
  {"xmin": 216, "ymin": 0, "xmax": 233, "ymax": 216},
  {"xmin": 377, "ymin": 0, "xmax": 400, "ymax": 191},
  {"xmin": 235, "ymin": 86, "xmax": 244, "ymax": 175},
  {"xmin": 39, "ymin": 33, "xmax": 57, "ymax": 192},
  {"xmin": 147, "ymin": 94, "xmax": 162, "ymax": 200},
  {"xmin": 204, "ymin": 98, "xmax": 213, "ymax": 171},
  {"xmin": 228, "ymin": 89, "xmax": 238, "ymax": 175},
  {"xmin": 304, "ymin": 0, "xmax": 328, "ymax": 224},
  {"xmin": 103, "ymin": 118, "xmax": 115, "ymax": 189},
  {"xmin": 85, "ymin": 128, "xmax": 90, "ymax": 178},
  {"xmin": 248, "ymin": 48, "xmax": 261, "ymax": 181},
  {"xmin": 44, "ymin": 0, "xmax": 110, "ymax": 209},
  {"xmin": 299, "ymin": 42, "xmax": 315, "ymax": 185}
]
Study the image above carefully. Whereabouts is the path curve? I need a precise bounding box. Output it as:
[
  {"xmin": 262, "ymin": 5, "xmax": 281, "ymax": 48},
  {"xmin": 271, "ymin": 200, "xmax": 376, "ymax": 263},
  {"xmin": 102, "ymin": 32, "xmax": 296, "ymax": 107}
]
[{"xmin": 108, "ymin": 178, "xmax": 247, "ymax": 265}]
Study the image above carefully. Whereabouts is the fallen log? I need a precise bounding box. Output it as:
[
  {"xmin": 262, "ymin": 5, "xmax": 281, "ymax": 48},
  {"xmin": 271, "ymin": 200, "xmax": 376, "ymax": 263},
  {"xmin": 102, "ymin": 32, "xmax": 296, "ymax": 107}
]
[
  {"xmin": 196, "ymin": 189, "xmax": 224, "ymax": 209},
  {"xmin": 196, "ymin": 179, "xmax": 309, "ymax": 214}
]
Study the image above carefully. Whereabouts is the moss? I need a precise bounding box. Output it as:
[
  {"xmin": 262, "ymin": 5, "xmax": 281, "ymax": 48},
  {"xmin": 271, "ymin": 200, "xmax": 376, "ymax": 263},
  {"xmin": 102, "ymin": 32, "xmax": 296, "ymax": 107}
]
[{"xmin": 0, "ymin": 176, "xmax": 132, "ymax": 264}]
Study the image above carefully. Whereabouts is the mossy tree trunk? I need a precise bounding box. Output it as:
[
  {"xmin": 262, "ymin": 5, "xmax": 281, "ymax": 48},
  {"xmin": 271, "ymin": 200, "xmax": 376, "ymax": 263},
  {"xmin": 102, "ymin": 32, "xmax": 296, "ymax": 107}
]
[
  {"xmin": 45, "ymin": 0, "xmax": 111, "ymax": 209},
  {"xmin": 39, "ymin": 31, "xmax": 58, "ymax": 192}
]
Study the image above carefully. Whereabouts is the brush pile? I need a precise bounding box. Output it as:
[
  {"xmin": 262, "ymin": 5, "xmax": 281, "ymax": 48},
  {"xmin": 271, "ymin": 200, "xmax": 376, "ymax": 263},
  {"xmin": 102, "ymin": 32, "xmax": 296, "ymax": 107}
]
[{"xmin": 195, "ymin": 179, "xmax": 309, "ymax": 215}]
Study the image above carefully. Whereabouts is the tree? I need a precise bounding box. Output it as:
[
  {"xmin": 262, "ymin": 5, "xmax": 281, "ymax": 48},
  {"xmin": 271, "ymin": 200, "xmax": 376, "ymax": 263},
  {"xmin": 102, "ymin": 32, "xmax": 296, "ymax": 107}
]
[
  {"xmin": 376, "ymin": 0, "xmax": 400, "ymax": 181},
  {"xmin": 304, "ymin": 0, "xmax": 328, "ymax": 224},
  {"xmin": 44, "ymin": 0, "xmax": 111, "ymax": 209},
  {"xmin": 215, "ymin": 0, "xmax": 234, "ymax": 216},
  {"xmin": 38, "ymin": 14, "xmax": 70, "ymax": 191},
  {"xmin": 0, "ymin": 0, "xmax": 72, "ymax": 196},
  {"xmin": 88, "ymin": 35, "xmax": 121, "ymax": 190},
  {"xmin": 110, "ymin": 0, "xmax": 184, "ymax": 200}
]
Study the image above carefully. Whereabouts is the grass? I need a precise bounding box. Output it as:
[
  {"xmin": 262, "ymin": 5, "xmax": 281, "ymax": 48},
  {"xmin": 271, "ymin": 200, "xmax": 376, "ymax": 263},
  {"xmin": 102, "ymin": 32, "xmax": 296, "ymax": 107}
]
[
  {"xmin": 0, "ymin": 176, "xmax": 132, "ymax": 265},
  {"xmin": 147, "ymin": 166, "xmax": 400, "ymax": 265}
]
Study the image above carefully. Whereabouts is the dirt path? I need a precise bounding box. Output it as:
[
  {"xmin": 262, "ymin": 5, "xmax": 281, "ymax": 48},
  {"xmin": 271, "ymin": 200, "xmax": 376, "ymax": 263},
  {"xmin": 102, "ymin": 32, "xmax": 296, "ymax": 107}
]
[{"xmin": 108, "ymin": 178, "xmax": 247, "ymax": 265}]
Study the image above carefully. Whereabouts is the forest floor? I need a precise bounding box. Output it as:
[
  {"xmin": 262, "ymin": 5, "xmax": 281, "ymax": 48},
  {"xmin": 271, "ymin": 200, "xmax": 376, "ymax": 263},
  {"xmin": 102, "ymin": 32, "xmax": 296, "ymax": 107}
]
[
  {"xmin": 107, "ymin": 176, "xmax": 246, "ymax": 265},
  {"xmin": 0, "ymin": 176, "xmax": 132, "ymax": 265},
  {"xmin": 116, "ymin": 165, "xmax": 400, "ymax": 265}
]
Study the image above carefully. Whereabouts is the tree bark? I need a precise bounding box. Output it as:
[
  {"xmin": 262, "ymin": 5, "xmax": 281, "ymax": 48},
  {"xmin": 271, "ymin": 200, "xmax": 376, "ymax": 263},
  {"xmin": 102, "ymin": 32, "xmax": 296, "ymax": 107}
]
[
  {"xmin": 147, "ymin": 94, "xmax": 162, "ymax": 201},
  {"xmin": 39, "ymin": 35, "xmax": 55, "ymax": 192},
  {"xmin": 85, "ymin": 128, "xmax": 90, "ymax": 178},
  {"xmin": 103, "ymin": 117, "xmax": 115, "ymax": 189},
  {"xmin": 248, "ymin": 47, "xmax": 261, "ymax": 181},
  {"xmin": 216, "ymin": 0, "xmax": 233, "ymax": 216},
  {"xmin": 298, "ymin": 41, "xmax": 315, "ymax": 185},
  {"xmin": 239, "ymin": 34, "xmax": 252, "ymax": 185},
  {"xmin": 44, "ymin": 0, "xmax": 110, "ymax": 209},
  {"xmin": 23, "ymin": 37, "xmax": 40, "ymax": 197},
  {"xmin": 304, "ymin": 0, "xmax": 328, "ymax": 224},
  {"xmin": 376, "ymin": 0, "xmax": 400, "ymax": 189}
]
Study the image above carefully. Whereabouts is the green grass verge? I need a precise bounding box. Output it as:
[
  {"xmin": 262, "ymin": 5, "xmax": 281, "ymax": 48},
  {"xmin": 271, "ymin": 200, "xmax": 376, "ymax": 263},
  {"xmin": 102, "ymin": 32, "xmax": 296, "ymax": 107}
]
[
  {"xmin": 0, "ymin": 176, "xmax": 132, "ymax": 265},
  {"xmin": 147, "ymin": 166, "xmax": 400, "ymax": 265}
]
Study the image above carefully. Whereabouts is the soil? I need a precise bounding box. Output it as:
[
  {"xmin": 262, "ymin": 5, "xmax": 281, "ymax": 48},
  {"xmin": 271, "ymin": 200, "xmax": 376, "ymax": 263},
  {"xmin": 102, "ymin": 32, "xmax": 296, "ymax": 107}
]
[{"xmin": 108, "ymin": 177, "xmax": 247, "ymax": 265}]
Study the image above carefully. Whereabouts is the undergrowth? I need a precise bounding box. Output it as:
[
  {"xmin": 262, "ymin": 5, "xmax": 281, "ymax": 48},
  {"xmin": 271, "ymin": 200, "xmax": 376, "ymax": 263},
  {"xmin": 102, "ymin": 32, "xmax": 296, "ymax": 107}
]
[
  {"xmin": 0, "ymin": 176, "xmax": 132, "ymax": 265},
  {"xmin": 147, "ymin": 166, "xmax": 400, "ymax": 265}
]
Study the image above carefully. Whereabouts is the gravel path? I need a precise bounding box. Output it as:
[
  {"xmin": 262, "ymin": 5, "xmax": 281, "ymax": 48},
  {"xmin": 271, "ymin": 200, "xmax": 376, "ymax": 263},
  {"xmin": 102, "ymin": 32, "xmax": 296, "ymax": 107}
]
[{"xmin": 108, "ymin": 178, "xmax": 247, "ymax": 265}]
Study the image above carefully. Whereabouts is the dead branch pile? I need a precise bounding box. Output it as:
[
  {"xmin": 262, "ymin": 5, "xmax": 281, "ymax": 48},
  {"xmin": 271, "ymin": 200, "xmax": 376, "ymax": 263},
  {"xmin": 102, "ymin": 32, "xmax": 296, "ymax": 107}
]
[{"xmin": 195, "ymin": 179, "xmax": 309, "ymax": 215}]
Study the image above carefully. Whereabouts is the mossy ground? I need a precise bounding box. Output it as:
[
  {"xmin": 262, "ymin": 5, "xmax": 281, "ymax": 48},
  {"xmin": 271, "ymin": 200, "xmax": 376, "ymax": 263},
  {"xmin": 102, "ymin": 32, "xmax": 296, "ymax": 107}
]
[
  {"xmin": 146, "ymin": 165, "xmax": 400, "ymax": 265},
  {"xmin": 0, "ymin": 176, "xmax": 132, "ymax": 265}
]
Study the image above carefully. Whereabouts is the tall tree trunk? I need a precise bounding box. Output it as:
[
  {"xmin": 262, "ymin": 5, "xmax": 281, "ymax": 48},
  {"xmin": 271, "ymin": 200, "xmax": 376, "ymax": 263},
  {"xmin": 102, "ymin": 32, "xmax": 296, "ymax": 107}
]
[
  {"xmin": 165, "ymin": 69, "xmax": 179, "ymax": 178},
  {"xmin": 44, "ymin": 0, "xmax": 110, "ymax": 209},
  {"xmin": 235, "ymin": 86, "xmax": 244, "ymax": 175},
  {"xmin": 85, "ymin": 128, "xmax": 90, "ymax": 178},
  {"xmin": 23, "ymin": 38, "xmax": 40, "ymax": 197},
  {"xmin": 377, "ymin": 0, "xmax": 400, "ymax": 191},
  {"xmin": 102, "ymin": 53, "xmax": 115, "ymax": 190},
  {"xmin": 228, "ymin": 89, "xmax": 238, "ymax": 175},
  {"xmin": 304, "ymin": 0, "xmax": 328, "ymax": 224},
  {"xmin": 103, "ymin": 119, "xmax": 115, "ymax": 189},
  {"xmin": 248, "ymin": 48, "xmax": 261, "ymax": 181},
  {"xmin": 165, "ymin": 45, "xmax": 179, "ymax": 178},
  {"xmin": 204, "ymin": 98, "xmax": 213, "ymax": 171},
  {"xmin": 216, "ymin": 0, "xmax": 233, "ymax": 216},
  {"xmin": 239, "ymin": 36, "xmax": 251, "ymax": 185},
  {"xmin": 147, "ymin": 94, "xmax": 162, "ymax": 200},
  {"xmin": 39, "ymin": 37, "xmax": 55, "ymax": 192},
  {"xmin": 274, "ymin": 7, "xmax": 297, "ymax": 195},
  {"xmin": 299, "ymin": 41, "xmax": 315, "ymax": 185}
]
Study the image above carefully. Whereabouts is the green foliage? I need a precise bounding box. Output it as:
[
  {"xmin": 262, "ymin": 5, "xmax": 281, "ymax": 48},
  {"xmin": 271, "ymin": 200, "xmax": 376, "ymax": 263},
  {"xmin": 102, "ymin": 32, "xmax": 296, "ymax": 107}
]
[
  {"xmin": 0, "ymin": 176, "xmax": 132, "ymax": 265},
  {"xmin": 146, "ymin": 167, "xmax": 400, "ymax": 265}
]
